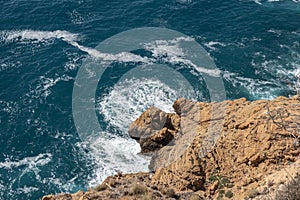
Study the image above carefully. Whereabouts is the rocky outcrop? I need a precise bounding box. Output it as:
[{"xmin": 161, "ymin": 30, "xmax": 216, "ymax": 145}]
[
  {"xmin": 128, "ymin": 107, "xmax": 180, "ymax": 154},
  {"xmin": 148, "ymin": 96, "xmax": 300, "ymax": 199},
  {"xmin": 42, "ymin": 96, "xmax": 300, "ymax": 200}
]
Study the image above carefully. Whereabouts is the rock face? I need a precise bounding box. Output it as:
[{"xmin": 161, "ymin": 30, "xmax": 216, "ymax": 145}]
[
  {"xmin": 43, "ymin": 96, "xmax": 300, "ymax": 200},
  {"xmin": 128, "ymin": 106, "xmax": 180, "ymax": 154}
]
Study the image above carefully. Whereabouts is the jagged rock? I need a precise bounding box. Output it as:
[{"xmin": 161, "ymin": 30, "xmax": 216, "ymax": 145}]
[
  {"xmin": 42, "ymin": 194, "xmax": 72, "ymax": 200},
  {"xmin": 42, "ymin": 96, "xmax": 300, "ymax": 200},
  {"xmin": 149, "ymin": 96, "xmax": 300, "ymax": 199},
  {"xmin": 128, "ymin": 106, "xmax": 180, "ymax": 154}
]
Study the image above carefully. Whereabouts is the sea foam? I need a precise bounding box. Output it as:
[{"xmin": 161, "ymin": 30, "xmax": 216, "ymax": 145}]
[{"xmin": 0, "ymin": 153, "xmax": 52, "ymax": 169}]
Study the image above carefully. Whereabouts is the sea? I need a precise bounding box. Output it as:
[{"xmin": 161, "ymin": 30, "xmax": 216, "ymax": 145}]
[{"xmin": 0, "ymin": 0, "xmax": 300, "ymax": 199}]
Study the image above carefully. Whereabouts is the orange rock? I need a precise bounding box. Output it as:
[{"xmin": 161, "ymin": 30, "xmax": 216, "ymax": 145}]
[{"xmin": 42, "ymin": 96, "xmax": 300, "ymax": 200}]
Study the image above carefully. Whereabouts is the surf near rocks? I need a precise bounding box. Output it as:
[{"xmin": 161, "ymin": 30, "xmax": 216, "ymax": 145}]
[{"xmin": 43, "ymin": 96, "xmax": 300, "ymax": 200}]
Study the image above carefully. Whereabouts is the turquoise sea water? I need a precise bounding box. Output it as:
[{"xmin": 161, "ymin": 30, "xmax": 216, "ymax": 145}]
[{"xmin": 0, "ymin": 0, "xmax": 300, "ymax": 199}]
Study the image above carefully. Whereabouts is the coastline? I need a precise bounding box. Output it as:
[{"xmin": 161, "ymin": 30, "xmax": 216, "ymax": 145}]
[{"xmin": 43, "ymin": 95, "xmax": 300, "ymax": 200}]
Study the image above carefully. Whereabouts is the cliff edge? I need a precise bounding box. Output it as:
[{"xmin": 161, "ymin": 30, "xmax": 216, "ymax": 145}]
[{"xmin": 43, "ymin": 96, "xmax": 300, "ymax": 200}]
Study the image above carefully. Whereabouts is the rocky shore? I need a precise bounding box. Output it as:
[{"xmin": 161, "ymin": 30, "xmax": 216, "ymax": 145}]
[{"xmin": 43, "ymin": 96, "xmax": 300, "ymax": 200}]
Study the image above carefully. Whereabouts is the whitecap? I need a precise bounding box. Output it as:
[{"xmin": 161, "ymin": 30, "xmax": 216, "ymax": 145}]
[
  {"xmin": 0, "ymin": 61, "xmax": 22, "ymax": 72},
  {"xmin": 0, "ymin": 153, "xmax": 52, "ymax": 169},
  {"xmin": 204, "ymin": 41, "xmax": 226, "ymax": 51},
  {"xmin": 1, "ymin": 30, "xmax": 79, "ymax": 44},
  {"xmin": 98, "ymin": 77, "xmax": 178, "ymax": 133},
  {"xmin": 30, "ymin": 75, "xmax": 74, "ymax": 98},
  {"xmin": 143, "ymin": 37, "xmax": 221, "ymax": 77},
  {"xmin": 16, "ymin": 186, "xmax": 39, "ymax": 193},
  {"xmin": 66, "ymin": 40, "xmax": 150, "ymax": 63},
  {"xmin": 176, "ymin": 0, "xmax": 193, "ymax": 4},
  {"xmin": 86, "ymin": 135, "xmax": 149, "ymax": 187},
  {"xmin": 1, "ymin": 30, "xmax": 221, "ymax": 77},
  {"xmin": 68, "ymin": 10, "xmax": 86, "ymax": 25},
  {"xmin": 1, "ymin": 29, "xmax": 149, "ymax": 63},
  {"xmin": 222, "ymin": 71, "xmax": 281, "ymax": 99}
]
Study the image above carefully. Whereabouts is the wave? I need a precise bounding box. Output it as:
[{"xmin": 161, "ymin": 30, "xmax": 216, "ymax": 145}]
[
  {"xmin": 143, "ymin": 37, "xmax": 221, "ymax": 77},
  {"xmin": 68, "ymin": 10, "xmax": 87, "ymax": 25},
  {"xmin": 86, "ymin": 135, "xmax": 149, "ymax": 187},
  {"xmin": 94, "ymin": 77, "xmax": 177, "ymax": 179},
  {"xmin": 92, "ymin": 75, "xmax": 199, "ymax": 185},
  {"xmin": 65, "ymin": 39, "xmax": 150, "ymax": 63},
  {"xmin": 0, "ymin": 60, "xmax": 22, "ymax": 72},
  {"xmin": 0, "ymin": 153, "xmax": 52, "ymax": 169},
  {"xmin": 0, "ymin": 29, "xmax": 149, "ymax": 63},
  {"xmin": 1, "ymin": 29, "xmax": 222, "ymax": 78},
  {"xmin": 1, "ymin": 30, "xmax": 79, "ymax": 44},
  {"xmin": 204, "ymin": 41, "xmax": 226, "ymax": 51},
  {"xmin": 223, "ymin": 71, "xmax": 283, "ymax": 99},
  {"xmin": 176, "ymin": 0, "xmax": 193, "ymax": 4},
  {"xmin": 254, "ymin": 0, "xmax": 300, "ymax": 4},
  {"xmin": 0, "ymin": 29, "xmax": 215, "ymax": 189},
  {"xmin": 253, "ymin": 0, "xmax": 300, "ymax": 11},
  {"xmin": 29, "ymin": 75, "xmax": 74, "ymax": 98},
  {"xmin": 0, "ymin": 100, "xmax": 19, "ymax": 114},
  {"xmin": 98, "ymin": 78, "xmax": 178, "ymax": 133}
]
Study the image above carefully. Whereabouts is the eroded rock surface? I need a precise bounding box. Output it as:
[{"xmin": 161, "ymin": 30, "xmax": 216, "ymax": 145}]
[
  {"xmin": 128, "ymin": 106, "xmax": 180, "ymax": 154},
  {"xmin": 43, "ymin": 96, "xmax": 300, "ymax": 200}
]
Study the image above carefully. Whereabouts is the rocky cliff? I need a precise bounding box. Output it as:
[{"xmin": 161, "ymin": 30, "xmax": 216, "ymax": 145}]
[{"xmin": 43, "ymin": 96, "xmax": 300, "ymax": 200}]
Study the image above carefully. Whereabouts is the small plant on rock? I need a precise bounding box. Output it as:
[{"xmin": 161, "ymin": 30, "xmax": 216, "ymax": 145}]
[
  {"xmin": 209, "ymin": 170, "xmax": 234, "ymax": 199},
  {"xmin": 129, "ymin": 183, "xmax": 148, "ymax": 195},
  {"xmin": 275, "ymin": 173, "xmax": 300, "ymax": 200}
]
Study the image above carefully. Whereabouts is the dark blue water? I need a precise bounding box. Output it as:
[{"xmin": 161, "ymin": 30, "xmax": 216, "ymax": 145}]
[{"xmin": 1, "ymin": 0, "xmax": 300, "ymax": 199}]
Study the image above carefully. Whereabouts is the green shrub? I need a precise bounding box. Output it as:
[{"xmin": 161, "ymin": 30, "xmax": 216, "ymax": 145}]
[
  {"xmin": 247, "ymin": 189, "xmax": 259, "ymax": 199},
  {"xmin": 225, "ymin": 190, "xmax": 233, "ymax": 198}
]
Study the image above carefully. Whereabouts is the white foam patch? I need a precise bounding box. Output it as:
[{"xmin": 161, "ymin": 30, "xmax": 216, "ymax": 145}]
[
  {"xmin": 86, "ymin": 135, "xmax": 149, "ymax": 186},
  {"xmin": 0, "ymin": 61, "xmax": 22, "ymax": 72},
  {"xmin": 249, "ymin": 31, "xmax": 300, "ymax": 96},
  {"xmin": 16, "ymin": 186, "xmax": 39, "ymax": 193},
  {"xmin": 267, "ymin": 29, "xmax": 282, "ymax": 36},
  {"xmin": 1, "ymin": 30, "xmax": 79, "ymax": 44},
  {"xmin": 1, "ymin": 30, "xmax": 221, "ymax": 78},
  {"xmin": 253, "ymin": 0, "xmax": 300, "ymax": 6},
  {"xmin": 68, "ymin": 10, "xmax": 87, "ymax": 25},
  {"xmin": 176, "ymin": 0, "xmax": 193, "ymax": 3},
  {"xmin": 88, "ymin": 77, "xmax": 187, "ymax": 185},
  {"xmin": 98, "ymin": 78, "xmax": 177, "ymax": 133},
  {"xmin": 289, "ymin": 67, "xmax": 300, "ymax": 93},
  {"xmin": 144, "ymin": 37, "xmax": 221, "ymax": 77},
  {"xmin": 30, "ymin": 75, "xmax": 74, "ymax": 98},
  {"xmin": 0, "ymin": 100, "xmax": 19, "ymax": 115},
  {"xmin": 1, "ymin": 30, "xmax": 224, "ymax": 188},
  {"xmin": 0, "ymin": 183, "xmax": 4, "ymax": 190},
  {"xmin": 0, "ymin": 100, "xmax": 20, "ymax": 125},
  {"xmin": 254, "ymin": 0, "xmax": 263, "ymax": 4},
  {"xmin": 0, "ymin": 29, "xmax": 149, "ymax": 63},
  {"xmin": 64, "ymin": 52, "xmax": 84, "ymax": 72},
  {"xmin": 0, "ymin": 153, "xmax": 77, "ymax": 196},
  {"xmin": 204, "ymin": 41, "xmax": 226, "ymax": 51},
  {"xmin": 66, "ymin": 40, "xmax": 150, "ymax": 63},
  {"xmin": 291, "ymin": 68, "xmax": 300, "ymax": 76},
  {"xmin": 0, "ymin": 153, "xmax": 52, "ymax": 169},
  {"xmin": 223, "ymin": 71, "xmax": 281, "ymax": 99}
]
